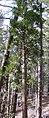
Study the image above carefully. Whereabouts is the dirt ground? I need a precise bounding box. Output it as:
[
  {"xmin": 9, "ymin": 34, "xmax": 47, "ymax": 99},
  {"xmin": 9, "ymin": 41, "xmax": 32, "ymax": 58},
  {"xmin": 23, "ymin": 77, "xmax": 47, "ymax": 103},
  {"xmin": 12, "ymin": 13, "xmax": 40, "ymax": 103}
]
[{"xmin": 15, "ymin": 95, "xmax": 49, "ymax": 118}]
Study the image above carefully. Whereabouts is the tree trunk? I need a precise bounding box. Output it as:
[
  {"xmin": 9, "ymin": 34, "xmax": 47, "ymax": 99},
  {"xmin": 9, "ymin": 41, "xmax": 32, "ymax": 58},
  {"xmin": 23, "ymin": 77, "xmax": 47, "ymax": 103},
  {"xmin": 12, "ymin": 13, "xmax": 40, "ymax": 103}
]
[
  {"xmin": 48, "ymin": 45, "xmax": 49, "ymax": 95},
  {"xmin": 0, "ymin": 35, "xmax": 13, "ymax": 117},
  {"xmin": 37, "ymin": 3, "xmax": 43, "ymax": 118},
  {"xmin": 36, "ymin": 61, "xmax": 42, "ymax": 118},
  {"xmin": 21, "ymin": 42, "xmax": 28, "ymax": 118},
  {"xmin": 7, "ymin": 76, "xmax": 11, "ymax": 118},
  {"xmin": 36, "ymin": 3, "xmax": 43, "ymax": 118},
  {"xmin": 12, "ymin": 89, "xmax": 17, "ymax": 118},
  {"xmin": 39, "ymin": 3, "xmax": 43, "ymax": 118}
]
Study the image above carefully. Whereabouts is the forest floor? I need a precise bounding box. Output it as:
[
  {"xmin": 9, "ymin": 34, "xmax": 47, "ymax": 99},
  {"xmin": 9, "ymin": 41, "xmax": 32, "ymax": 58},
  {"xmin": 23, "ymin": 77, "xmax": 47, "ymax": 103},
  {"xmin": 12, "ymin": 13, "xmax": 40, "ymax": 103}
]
[{"xmin": 15, "ymin": 94, "xmax": 49, "ymax": 118}]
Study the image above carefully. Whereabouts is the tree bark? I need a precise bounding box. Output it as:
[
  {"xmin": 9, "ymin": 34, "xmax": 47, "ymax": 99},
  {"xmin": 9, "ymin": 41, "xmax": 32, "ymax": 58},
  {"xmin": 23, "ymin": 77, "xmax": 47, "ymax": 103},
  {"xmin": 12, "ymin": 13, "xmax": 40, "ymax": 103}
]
[
  {"xmin": 48, "ymin": 44, "xmax": 49, "ymax": 95},
  {"xmin": 39, "ymin": 3, "xmax": 43, "ymax": 118},
  {"xmin": 12, "ymin": 89, "xmax": 17, "ymax": 118},
  {"xmin": 0, "ymin": 35, "xmax": 13, "ymax": 117},
  {"xmin": 22, "ymin": 42, "xmax": 28, "ymax": 118},
  {"xmin": 36, "ymin": 3, "xmax": 43, "ymax": 118}
]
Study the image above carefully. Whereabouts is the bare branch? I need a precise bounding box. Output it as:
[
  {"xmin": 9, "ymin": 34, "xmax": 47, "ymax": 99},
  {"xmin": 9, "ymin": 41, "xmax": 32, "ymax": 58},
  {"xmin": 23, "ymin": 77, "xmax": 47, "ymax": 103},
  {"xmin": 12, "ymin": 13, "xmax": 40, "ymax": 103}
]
[{"xmin": 0, "ymin": 4, "xmax": 13, "ymax": 8}]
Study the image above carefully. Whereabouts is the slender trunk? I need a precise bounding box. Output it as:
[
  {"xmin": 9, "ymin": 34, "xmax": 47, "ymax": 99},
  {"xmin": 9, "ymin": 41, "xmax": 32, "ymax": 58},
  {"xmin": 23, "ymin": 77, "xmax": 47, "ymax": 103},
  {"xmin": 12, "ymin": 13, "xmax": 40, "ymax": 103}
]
[
  {"xmin": 36, "ymin": 64, "xmax": 38, "ymax": 118},
  {"xmin": 7, "ymin": 76, "xmax": 11, "ymax": 118},
  {"xmin": 39, "ymin": 62, "xmax": 42, "ymax": 118},
  {"xmin": 12, "ymin": 89, "xmax": 17, "ymax": 118},
  {"xmin": 1, "ymin": 75, "xmax": 9, "ymax": 118},
  {"xmin": 22, "ymin": 42, "xmax": 27, "ymax": 118},
  {"xmin": 36, "ymin": 61, "xmax": 42, "ymax": 118},
  {"xmin": 36, "ymin": 3, "xmax": 43, "ymax": 118},
  {"xmin": 10, "ymin": 88, "xmax": 14, "ymax": 115},
  {"xmin": 39, "ymin": 3, "xmax": 43, "ymax": 118},
  {"xmin": 48, "ymin": 45, "xmax": 49, "ymax": 95},
  {"xmin": 0, "ymin": 35, "xmax": 13, "ymax": 117},
  {"xmin": 6, "ymin": 75, "xmax": 9, "ymax": 118}
]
